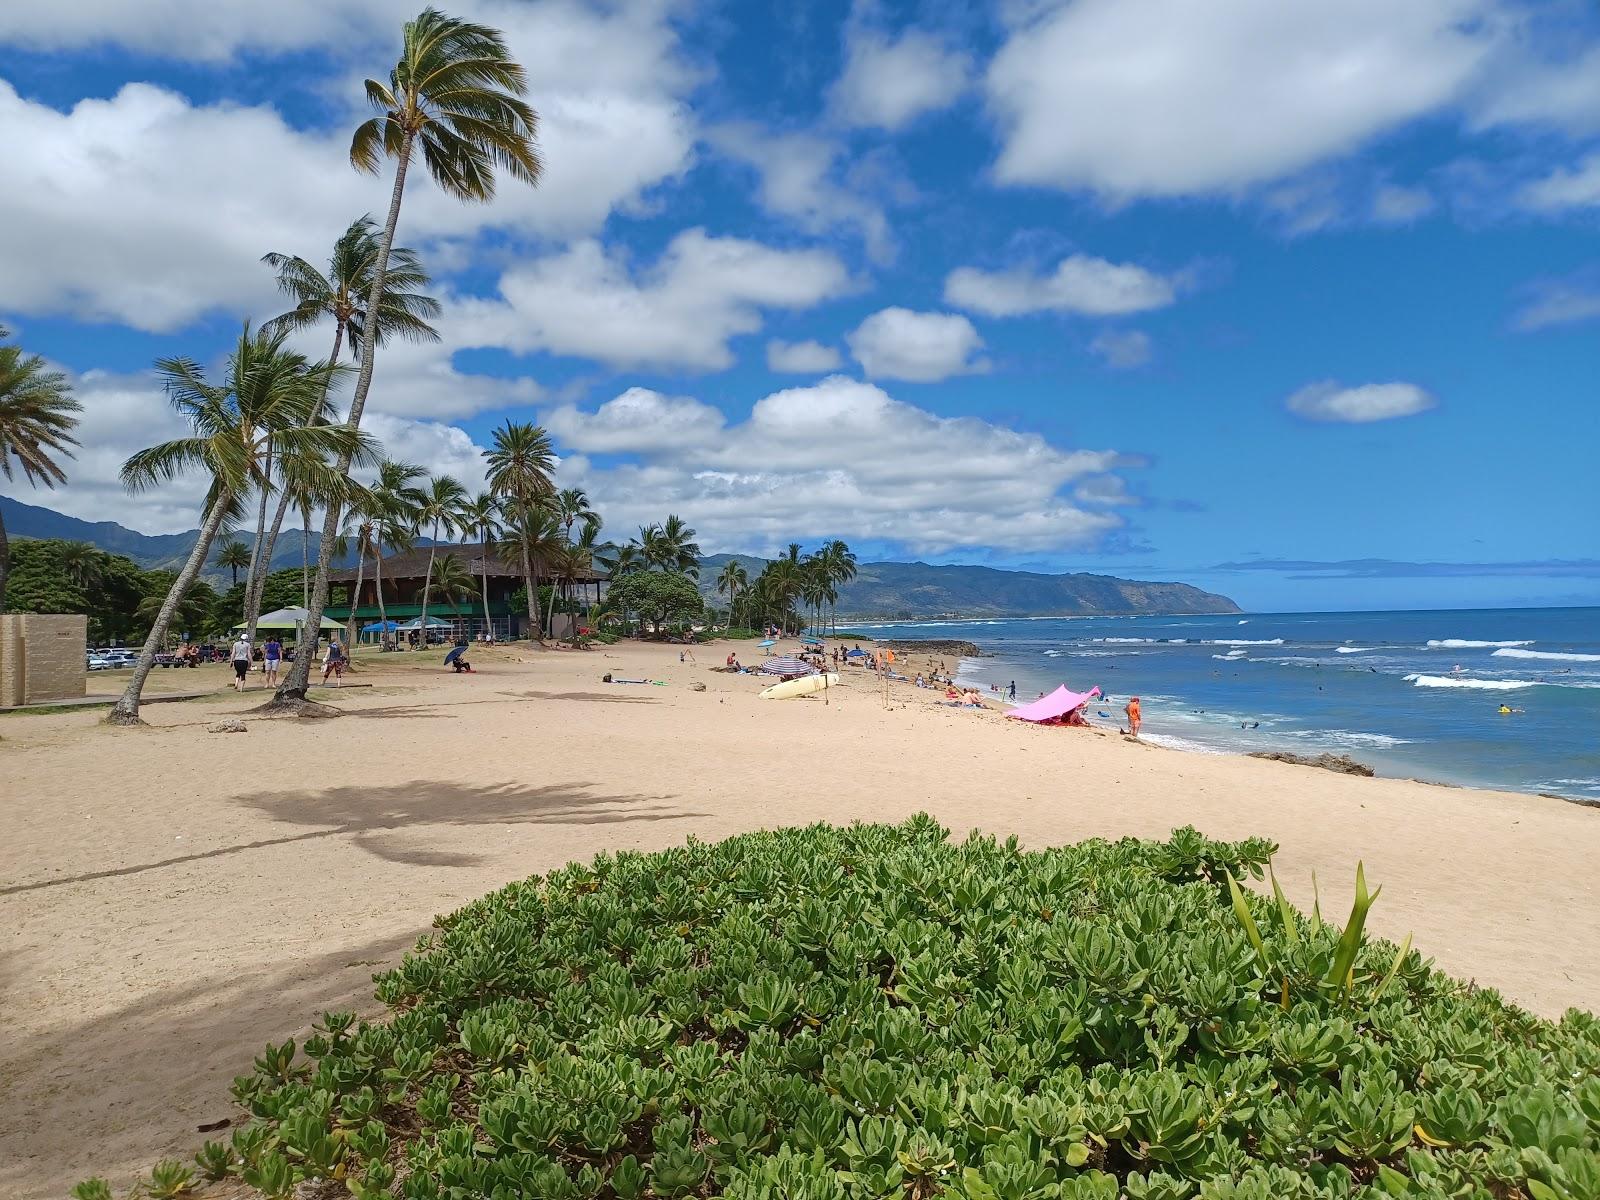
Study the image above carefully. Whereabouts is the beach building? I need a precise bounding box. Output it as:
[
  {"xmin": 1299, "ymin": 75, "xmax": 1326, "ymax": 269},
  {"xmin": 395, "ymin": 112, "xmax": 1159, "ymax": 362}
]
[{"xmin": 326, "ymin": 543, "xmax": 606, "ymax": 642}]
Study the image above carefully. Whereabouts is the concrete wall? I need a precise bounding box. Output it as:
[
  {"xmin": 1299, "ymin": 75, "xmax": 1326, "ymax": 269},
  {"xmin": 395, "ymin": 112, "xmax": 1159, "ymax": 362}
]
[{"xmin": 0, "ymin": 613, "xmax": 87, "ymax": 706}]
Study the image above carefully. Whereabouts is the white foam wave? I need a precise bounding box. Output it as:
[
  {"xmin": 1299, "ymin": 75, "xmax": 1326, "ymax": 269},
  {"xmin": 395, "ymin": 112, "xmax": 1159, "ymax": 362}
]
[
  {"xmin": 1207, "ymin": 638, "xmax": 1285, "ymax": 646},
  {"xmin": 1237, "ymin": 619, "xmax": 1248, "ymax": 624},
  {"xmin": 1405, "ymin": 674, "xmax": 1536, "ymax": 691},
  {"xmin": 1140, "ymin": 732, "xmax": 1225, "ymax": 755},
  {"xmin": 1042, "ymin": 649, "xmax": 1064, "ymax": 657},
  {"xmin": 1095, "ymin": 637, "xmax": 1154, "ymax": 643},
  {"xmin": 1492, "ymin": 648, "xmax": 1600, "ymax": 663},
  {"xmin": 1425, "ymin": 639, "xmax": 1533, "ymax": 649},
  {"xmin": 1211, "ymin": 651, "xmax": 1247, "ymax": 661},
  {"xmin": 1336, "ymin": 646, "xmax": 1376, "ymax": 654},
  {"xmin": 1285, "ymin": 729, "xmax": 1413, "ymax": 749}
]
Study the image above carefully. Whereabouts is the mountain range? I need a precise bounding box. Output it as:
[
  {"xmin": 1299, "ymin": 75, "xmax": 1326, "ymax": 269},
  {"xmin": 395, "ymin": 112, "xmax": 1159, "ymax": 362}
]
[{"xmin": 1, "ymin": 496, "xmax": 1240, "ymax": 617}]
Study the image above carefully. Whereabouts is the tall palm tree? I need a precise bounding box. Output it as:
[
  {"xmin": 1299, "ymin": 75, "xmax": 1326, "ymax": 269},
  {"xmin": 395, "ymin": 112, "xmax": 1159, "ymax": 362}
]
[
  {"xmin": 484, "ymin": 421, "xmax": 555, "ymax": 640},
  {"xmin": 251, "ymin": 218, "xmax": 439, "ymax": 645},
  {"xmin": 458, "ymin": 491, "xmax": 502, "ymax": 639},
  {"xmin": 363, "ymin": 460, "xmax": 426, "ymax": 643},
  {"xmin": 716, "ymin": 560, "xmax": 747, "ymax": 629},
  {"xmin": 415, "ymin": 474, "xmax": 467, "ymax": 636},
  {"xmin": 108, "ymin": 329, "xmax": 369, "ymax": 725},
  {"xmin": 339, "ymin": 481, "xmax": 382, "ymax": 650},
  {"xmin": 0, "ymin": 325, "xmax": 79, "ymax": 612},
  {"xmin": 497, "ymin": 500, "xmax": 563, "ymax": 640},
  {"xmin": 215, "ymin": 538, "xmax": 252, "ymax": 586},
  {"xmin": 554, "ymin": 486, "xmax": 599, "ymax": 544},
  {"xmin": 277, "ymin": 6, "xmax": 541, "ymax": 705},
  {"xmin": 821, "ymin": 539, "xmax": 857, "ymax": 634},
  {"xmin": 597, "ymin": 542, "xmax": 646, "ymax": 579}
]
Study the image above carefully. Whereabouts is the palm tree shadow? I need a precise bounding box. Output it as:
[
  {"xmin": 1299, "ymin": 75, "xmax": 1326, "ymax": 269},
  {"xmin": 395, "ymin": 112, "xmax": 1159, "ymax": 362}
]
[
  {"xmin": 497, "ymin": 690, "xmax": 659, "ymax": 704},
  {"xmin": 4, "ymin": 782, "xmax": 701, "ymax": 895}
]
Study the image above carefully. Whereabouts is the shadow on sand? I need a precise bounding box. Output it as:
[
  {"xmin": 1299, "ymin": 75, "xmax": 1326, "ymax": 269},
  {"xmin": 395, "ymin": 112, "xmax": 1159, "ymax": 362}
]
[{"xmin": 2, "ymin": 780, "xmax": 700, "ymax": 896}]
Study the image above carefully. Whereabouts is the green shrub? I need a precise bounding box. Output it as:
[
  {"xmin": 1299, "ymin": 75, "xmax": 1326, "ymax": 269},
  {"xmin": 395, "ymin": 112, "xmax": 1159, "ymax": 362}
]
[{"xmin": 102, "ymin": 819, "xmax": 1600, "ymax": 1200}]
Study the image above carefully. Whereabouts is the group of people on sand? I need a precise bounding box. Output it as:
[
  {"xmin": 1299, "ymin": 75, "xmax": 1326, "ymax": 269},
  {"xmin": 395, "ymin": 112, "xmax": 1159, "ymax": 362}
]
[{"xmin": 227, "ymin": 633, "xmax": 344, "ymax": 691}]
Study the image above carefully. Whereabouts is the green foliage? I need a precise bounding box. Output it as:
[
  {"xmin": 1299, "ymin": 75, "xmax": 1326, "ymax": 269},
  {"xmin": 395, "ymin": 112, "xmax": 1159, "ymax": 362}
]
[
  {"xmin": 127, "ymin": 819, "xmax": 1599, "ymax": 1200},
  {"xmin": 3, "ymin": 538, "xmax": 211, "ymax": 642},
  {"xmin": 604, "ymin": 569, "xmax": 706, "ymax": 632},
  {"xmin": 143, "ymin": 1158, "xmax": 195, "ymax": 1198}
]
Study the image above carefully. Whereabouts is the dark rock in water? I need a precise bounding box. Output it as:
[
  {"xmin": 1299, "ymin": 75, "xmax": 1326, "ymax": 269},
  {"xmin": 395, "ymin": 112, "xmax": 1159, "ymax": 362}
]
[
  {"xmin": 877, "ymin": 639, "xmax": 984, "ymax": 657},
  {"xmin": 1248, "ymin": 750, "xmax": 1373, "ymax": 776}
]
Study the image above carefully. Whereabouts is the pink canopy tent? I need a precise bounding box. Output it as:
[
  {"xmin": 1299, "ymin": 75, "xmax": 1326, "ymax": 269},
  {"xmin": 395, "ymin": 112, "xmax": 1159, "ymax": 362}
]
[{"xmin": 1006, "ymin": 684, "xmax": 1101, "ymax": 723}]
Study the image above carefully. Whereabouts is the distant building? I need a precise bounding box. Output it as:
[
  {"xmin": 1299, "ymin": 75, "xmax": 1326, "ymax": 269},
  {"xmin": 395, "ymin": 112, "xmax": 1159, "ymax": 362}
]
[{"xmin": 326, "ymin": 543, "xmax": 605, "ymax": 641}]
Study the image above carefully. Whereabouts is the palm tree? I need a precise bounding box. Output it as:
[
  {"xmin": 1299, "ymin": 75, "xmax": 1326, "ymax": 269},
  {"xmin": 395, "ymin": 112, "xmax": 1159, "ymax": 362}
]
[
  {"xmin": 415, "ymin": 474, "xmax": 467, "ymax": 636},
  {"xmin": 253, "ymin": 216, "xmax": 440, "ymax": 630},
  {"xmin": 363, "ymin": 460, "xmax": 426, "ymax": 643},
  {"xmin": 716, "ymin": 560, "xmax": 748, "ymax": 629},
  {"xmin": 277, "ymin": 6, "xmax": 541, "ymax": 705},
  {"xmin": 426, "ymin": 553, "xmax": 475, "ymax": 617},
  {"xmin": 340, "ymin": 482, "xmax": 382, "ymax": 650},
  {"xmin": 497, "ymin": 499, "xmax": 562, "ymax": 639},
  {"xmin": 458, "ymin": 492, "xmax": 502, "ymax": 639},
  {"xmin": 108, "ymin": 328, "xmax": 369, "ymax": 725},
  {"xmin": 554, "ymin": 487, "xmax": 599, "ymax": 543},
  {"xmin": 484, "ymin": 421, "xmax": 555, "ymax": 640},
  {"xmin": 821, "ymin": 539, "xmax": 857, "ymax": 633},
  {"xmin": 0, "ymin": 325, "xmax": 80, "ymax": 612},
  {"xmin": 215, "ymin": 538, "xmax": 252, "ymax": 586}
]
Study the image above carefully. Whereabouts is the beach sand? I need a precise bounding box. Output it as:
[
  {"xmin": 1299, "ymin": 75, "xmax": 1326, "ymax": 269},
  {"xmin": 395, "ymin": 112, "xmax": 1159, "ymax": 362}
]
[{"xmin": 2, "ymin": 638, "xmax": 1596, "ymax": 1198}]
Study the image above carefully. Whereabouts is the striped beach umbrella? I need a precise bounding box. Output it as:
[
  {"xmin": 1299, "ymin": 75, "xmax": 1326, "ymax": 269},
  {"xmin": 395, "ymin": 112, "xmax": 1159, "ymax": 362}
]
[{"xmin": 759, "ymin": 657, "xmax": 814, "ymax": 677}]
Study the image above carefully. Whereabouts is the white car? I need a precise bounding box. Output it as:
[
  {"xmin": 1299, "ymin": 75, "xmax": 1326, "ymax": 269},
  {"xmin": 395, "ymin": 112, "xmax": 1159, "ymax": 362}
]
[{"xmin": 86, "ymin": 654, "xmax": 113, "ymax": 671}]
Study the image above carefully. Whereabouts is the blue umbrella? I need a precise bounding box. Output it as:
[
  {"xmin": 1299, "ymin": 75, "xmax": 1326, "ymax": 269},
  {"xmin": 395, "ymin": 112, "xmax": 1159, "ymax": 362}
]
[
  {"xmin": 846, "ymin": 648, "xmax": 869, "ymax": 658},
  {"xmin": 362, "ymin": 619, "xmax": 400, "ymax": 633},
  {"xmin": 758, "ymin": 638, "xmax": 777, "ymax": 648},
  {"xmin": 801, "ymin": 637, "xmax": 823, "ymax": 646}
]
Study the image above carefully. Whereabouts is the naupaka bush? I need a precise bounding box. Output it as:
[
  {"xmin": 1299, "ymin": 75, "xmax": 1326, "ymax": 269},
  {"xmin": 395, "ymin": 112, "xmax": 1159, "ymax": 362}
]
[{"xmin": 100, "ymin": 817, "xmax": 1600, "ymax": 1200}]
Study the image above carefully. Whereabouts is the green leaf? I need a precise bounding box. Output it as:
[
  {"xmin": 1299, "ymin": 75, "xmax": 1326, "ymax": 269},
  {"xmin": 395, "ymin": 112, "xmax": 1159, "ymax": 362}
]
[
  {"xmin": 1226, "ymin": 870, "xmax": 1268, "ymax": 965},
  {"xmin": 1324, "ymin": 862, "xmax": 1381, "ymax": 995}
]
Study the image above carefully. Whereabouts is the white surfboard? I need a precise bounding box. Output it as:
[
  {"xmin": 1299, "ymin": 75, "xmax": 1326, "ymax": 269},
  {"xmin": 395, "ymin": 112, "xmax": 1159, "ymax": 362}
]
[{"xmin": 759, "ymin": 672, "xmax": 840, "ymax": 700}]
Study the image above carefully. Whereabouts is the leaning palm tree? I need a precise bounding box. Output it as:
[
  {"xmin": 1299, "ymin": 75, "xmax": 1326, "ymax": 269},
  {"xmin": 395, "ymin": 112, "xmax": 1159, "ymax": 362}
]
[
  {"xmin": 458, "ymin": 491, "xmax": 502, "ymax": 639},
  {"xmin": 108, "ymin": 329, "xmax": 369, "ymax": 725},
  {"xmin": 0, "ymin": 325, "xmax": 79, "ymax": 612},
  {"xmin": 716, "ymin": 560, "xmax": 748, "ymax": 629},
  {"xmin": 215, "ymin": 538, "xmax": 252, "ymax": 587},
  {"xmin": 248, "ymin": 218, "xmax": 439, "ymax": 644},
  {"xmin": 484, "ymin": 421, "xmax": 555, "ymax": 640},
  {"xmin": 275, "ymin": 5, "xmax": 541, "ymax": 706},
  {"xmin": 415, "ymin": 474, "xmax": 467, "ymax": 636}
]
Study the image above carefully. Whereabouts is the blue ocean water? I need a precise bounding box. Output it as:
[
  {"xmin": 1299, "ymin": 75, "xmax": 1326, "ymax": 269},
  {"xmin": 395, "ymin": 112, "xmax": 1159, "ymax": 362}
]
[{"xmin": 843, "ymin": 608, "xmax": 1600, "ymax": 803}]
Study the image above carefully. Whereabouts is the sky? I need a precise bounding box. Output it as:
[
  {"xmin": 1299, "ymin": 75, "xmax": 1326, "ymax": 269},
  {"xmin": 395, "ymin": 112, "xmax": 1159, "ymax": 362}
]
[{"xmin": 1, "ymin": 0, "xmax": 1597, "ymax": 613}]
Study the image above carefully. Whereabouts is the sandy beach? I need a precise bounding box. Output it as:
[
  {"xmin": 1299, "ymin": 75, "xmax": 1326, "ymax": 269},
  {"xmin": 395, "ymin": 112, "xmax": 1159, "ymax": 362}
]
[{"xmin": 2, "ymin": 637, "xmax": 1596, "ymax": 1199}]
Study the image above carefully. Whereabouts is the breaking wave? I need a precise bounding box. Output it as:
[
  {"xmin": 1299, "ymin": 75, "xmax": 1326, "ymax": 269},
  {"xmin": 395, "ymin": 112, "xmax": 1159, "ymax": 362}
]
[
  {"xmin": 1207, "ymin": 639, "xmax": 1284, "ymax": 646},
  {"xmin": 1336, "ymin": 646, "xmax": 1376, "ymax": 654},
  {"xmin": 1404, "ymin": 674, "xmax": 1536, "ymax": 691},
  {"xmin": 1492, "ymin": 648, "xmax": 1600, "ymax": 663},
  {"xmin": 1425, "ymin": 639, "xmax": 1533, "ymax": 649}
]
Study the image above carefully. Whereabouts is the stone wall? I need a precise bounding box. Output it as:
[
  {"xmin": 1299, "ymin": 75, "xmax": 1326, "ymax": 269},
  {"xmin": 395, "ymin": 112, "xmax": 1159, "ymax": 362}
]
[{"xmin": 0, "ymin": 613, "xmax": 87, "ymax": 706}]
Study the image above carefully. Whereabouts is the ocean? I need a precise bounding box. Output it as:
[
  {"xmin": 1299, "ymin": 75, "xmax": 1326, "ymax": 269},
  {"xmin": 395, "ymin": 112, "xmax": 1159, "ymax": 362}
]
[{"xmin": 840, "ymin": 607, "xmax": 1600, "ymax": 804}]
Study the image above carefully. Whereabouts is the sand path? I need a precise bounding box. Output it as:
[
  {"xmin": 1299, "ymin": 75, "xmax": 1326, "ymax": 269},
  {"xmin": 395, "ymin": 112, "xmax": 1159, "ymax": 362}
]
[{"xmin": 2, "ymin": 641, "xmax": 1595, "ymax": 1198}]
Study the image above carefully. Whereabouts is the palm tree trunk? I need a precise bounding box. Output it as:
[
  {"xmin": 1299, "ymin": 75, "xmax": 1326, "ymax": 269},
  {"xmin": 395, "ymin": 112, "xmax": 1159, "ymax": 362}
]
[
  {"xmin": 242, "ymin": 444, "xmax": 273, "ymax": 619},
  {"xmin": 480, "ymin": 554, "xmax": 492, "ymax": 641},
  {"xmin": 107, "ymin": 495, "xmax": 230, "ymax": 725},
  {"xmin": 374, "ymin": 551, "xmax": 389, "ymax": 635},
  {"xmin": 545, "ymin": 574, "xmax": 560, "ymax": 638},
  {"xmin": 300, "ymin": 509, "xmax": 310, "ymax": 608},
  {"xmin": 0, "ymin": 507, "xmax": 10, "ymax": 615},
  {"xmin": 245, "ymin": 486, "xmax": 293, "ymax": 643},
  {"xmin": 272, "ymin": 131, "xmax": 414, "ymax": 705},
  {"xmin": 346, "ymin": 540, "xmax": 367, "ymax": 651},
  {"xmin": 419, "ymin": 529, "xmax": 438, "ymax": 647}
]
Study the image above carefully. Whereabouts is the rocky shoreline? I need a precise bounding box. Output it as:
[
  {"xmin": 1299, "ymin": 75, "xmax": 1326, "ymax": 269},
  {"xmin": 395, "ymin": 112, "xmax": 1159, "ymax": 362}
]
[{"xmin": 875, "ymin": 638, "xmax": 985, "ymax": 657}]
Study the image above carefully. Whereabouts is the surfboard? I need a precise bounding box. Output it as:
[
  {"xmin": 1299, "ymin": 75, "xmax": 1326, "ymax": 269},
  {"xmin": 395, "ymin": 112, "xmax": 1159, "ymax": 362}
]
[{"xmin": 759, "ymin": 672, "xmax": 840, "ymax": 700}]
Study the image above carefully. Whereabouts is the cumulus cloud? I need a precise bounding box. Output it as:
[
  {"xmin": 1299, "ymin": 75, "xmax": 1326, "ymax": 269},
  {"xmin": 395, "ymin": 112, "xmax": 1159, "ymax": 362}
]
[
  {"xmin": 358, "ymin": 413, "xmax": 492, "ymax": 496},
  {"xmin": 708, "ymin": 123, "xmax": 891, "ymax": 259},
  {"xmin": 1088, "ymin": 330, "xmax": 1153, "ymax": 369},
  {"xmin": 829, "ymin": 20, "xmax": 972, "ymax": 131},
  {"xmin": 1285, "ymin": 380, "xmax": 1437, "ymax": 423},
  {"xmin": 546, "ymin": 376, "xmax": 1132, "ymax": 554},
  {"xmin": 0, "ymin": 0, "xmax": 696, "ymax": 330},
  {"xmin": 846, "ymin": 308, "xmax": 988, "ymax": 382},
  {"xmin": 985, "ymin": 0, "xmax": 1493, "ymax": 199},
  {"xmin": 1511, "ymin": 272, "xmax": 1600, "ymax": 331},
  {"xmin": 1516, "ymin": 153, "xmax": 1600, "ymax": 213},
  {"xmin": 1472, "ymin": 43, "xmax": 1600, "ymax": 137},
  {"xmin": 946, "ymin": 254, "xmax": 1179, "ymax": 317},
  {"xmin": 766, "ymin": 339, "xmax": 843, "ymax": 373},
  {"xmin": 452, "ymin": 230, "xmax": 850, "ymax": 372}
]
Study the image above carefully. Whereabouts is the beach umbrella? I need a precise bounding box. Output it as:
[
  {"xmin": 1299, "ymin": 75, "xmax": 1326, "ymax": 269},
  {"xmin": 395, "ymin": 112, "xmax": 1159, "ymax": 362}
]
[
  {"xmin": 759, "ymin": 657, "xmax": 814, "ymax": 677},
  {"xmin": 236, "ymin": 606, "xmax": 342, "ymax": 632},
  {"xmin": 362, "ymin": 619, "xmax": 400, "ymax": 633},
  {"xmin": 801, "ymin": 637, "xmax": 823, "ymax": 646},
  {"xmin": 846, "ymin": 648, "xmax": 869, "ymax": 658},
  {"xmin": 758, "ymin": 638, "xmax": 777, "ymax": 648},
  {"xmin": 396, "ymin": 616, "xmax": 454, "ymax": 630}
]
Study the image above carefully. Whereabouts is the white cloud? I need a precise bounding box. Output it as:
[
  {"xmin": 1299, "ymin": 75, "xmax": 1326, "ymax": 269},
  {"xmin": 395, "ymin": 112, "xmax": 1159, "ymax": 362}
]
[
  {"xmin": 1286, "ymin": 380, "xmax": 1437, "ymax": 423},
  {"xmin": 547, "ymin": 376, "xmax": 1131, "ymax": 554},
  {"xmin": 985, "ymin": 0, "xmax": 1494, "ymax": 199},
  {"xmin": 1371, "ymin": 183, "xmax": 1436, "ymax": 224},
  {"xmin": 708, "ymin": 123, "xmax": 891, "ymax": 259},
  {"xmin": 766, "ymin": 339, "xmax": 843, "ymax": 373},
  {"xmin": 1089, "ymin": 329, "xmax": 1153, "ymax": 369},
  {"xmin": 847, "ymin": 308, "xmax": 988, "ymax": 382},
  {"xmin": 946, "ymin": 254, "xmax": 1179, "ymax": 317},
  {"xmin": 1517, "ymin": 154, "xmax": 1600, "ymax": 213},
  {"xmin": 452, "ymin": 229, "xmax": 850, "ymax": 372},
  {"xmin": 829, "ymin": 22, "xmax": 972, "ymax": 131},
  {"xmin": 1472, "ymin": 43, "xmax": 1600, "ymax": 137},
  {"xmin": 0, "ymin": 1, "xmax": 696, "ymax": 331},
  {"xmin": 358, "ymin": 413, "xmax": 491, "ymax": 496},
  {"xmin": 1511, "ymin": 276, "xmax": 1600, "ymax": 331}
]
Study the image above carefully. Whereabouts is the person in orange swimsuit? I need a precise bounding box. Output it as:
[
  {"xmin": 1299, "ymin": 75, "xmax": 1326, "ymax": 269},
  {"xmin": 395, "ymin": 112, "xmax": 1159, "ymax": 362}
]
[{"xmin": 1124, "ymin": 696, "xmax": 1142, "ymax": 737}]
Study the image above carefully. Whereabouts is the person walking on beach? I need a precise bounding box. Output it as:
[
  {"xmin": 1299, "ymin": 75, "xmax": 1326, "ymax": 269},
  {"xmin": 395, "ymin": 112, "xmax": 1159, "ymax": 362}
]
[
  {"xmin": 1007, "ymin": 680, "xmax": 1017, "ymax": 700},
  {"xmin": 262, "ymin": 635, "xmax": 282, "ymax": 686},
  {"xmin": 229, "ymin": 633, "xmax": 253, "ymax": 692},
  {"xmin": 1124, "ymin": 695, "xmax": 1142, "ymax": 738},
  {"xmin": 322, "ymin": 637, "xmax": 345, "ymax": 687}
]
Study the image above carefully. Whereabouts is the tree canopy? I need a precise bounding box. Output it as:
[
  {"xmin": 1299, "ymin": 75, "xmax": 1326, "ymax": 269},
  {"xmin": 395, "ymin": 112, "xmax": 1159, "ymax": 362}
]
[{"xmin": 602, "ymin": 570, "xmax": 704, "ymax": 632}]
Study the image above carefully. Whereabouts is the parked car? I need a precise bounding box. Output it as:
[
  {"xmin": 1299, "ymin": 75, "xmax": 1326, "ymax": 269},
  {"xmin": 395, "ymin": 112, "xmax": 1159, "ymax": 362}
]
[{"xmin": 86, "ymin": 654, "xmax": 113, "ymax": 671}]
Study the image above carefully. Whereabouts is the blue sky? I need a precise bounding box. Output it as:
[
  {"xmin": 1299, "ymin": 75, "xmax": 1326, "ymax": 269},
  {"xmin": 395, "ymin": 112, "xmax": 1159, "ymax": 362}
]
[{"xmin": 1, "ymin": 0, "xmax": 1597, "ymax": 612}]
